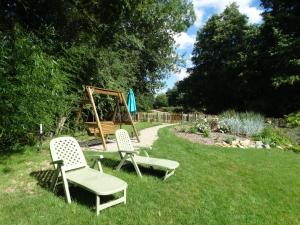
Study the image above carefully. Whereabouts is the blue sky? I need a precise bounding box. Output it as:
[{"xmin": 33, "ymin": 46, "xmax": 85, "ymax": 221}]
[{"xmin": 162, "ymin": 0, "xmax": 264, "ymax": 93}]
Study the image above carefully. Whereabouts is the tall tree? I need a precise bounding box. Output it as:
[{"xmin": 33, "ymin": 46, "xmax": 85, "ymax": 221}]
[
  {"xmin": 0, "ymin": 0, "xmax": 195, "ymax": 149},
  {"xmin": 177, "ymin": 3, "xmax": 257, "ymax": 113},
  {"xmin": 258, "ymin": 0, "xmax": 300, "ymax": 115}
]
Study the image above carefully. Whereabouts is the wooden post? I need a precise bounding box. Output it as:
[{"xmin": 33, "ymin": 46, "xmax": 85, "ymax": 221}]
[{"xmin": 86, "ymin": 87, "xmax": 108, "ymax": 150}]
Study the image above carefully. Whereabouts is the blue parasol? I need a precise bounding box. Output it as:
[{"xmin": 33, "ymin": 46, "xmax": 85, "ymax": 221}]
[{"xmin": 127, "ymin": 89, "xmax": 137, "ymax": 114}]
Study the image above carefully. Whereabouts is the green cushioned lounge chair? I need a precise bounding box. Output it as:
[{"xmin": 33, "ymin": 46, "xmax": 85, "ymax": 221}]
[
  {"xmin": 115, "ymin": 129, "xmax": 179, "ymax": 180},
  {"xmin": 50, "ymin": 137, "xmax": 127, "ymax": 215}
]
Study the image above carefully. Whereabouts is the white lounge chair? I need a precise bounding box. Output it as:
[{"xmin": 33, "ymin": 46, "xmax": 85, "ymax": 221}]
[
  {"xmin": 50, "ymin": 137, "xmax": 127, "ymax": 215},
  {"xmin": 115, "ymin": 129, "xmax": 179, "ymax": 180}
]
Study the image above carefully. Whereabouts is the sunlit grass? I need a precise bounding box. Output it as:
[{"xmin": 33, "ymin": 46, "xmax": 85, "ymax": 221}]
[{"xmin": 1, "ymin": 126, "xmax": 300, "ymax": 225}]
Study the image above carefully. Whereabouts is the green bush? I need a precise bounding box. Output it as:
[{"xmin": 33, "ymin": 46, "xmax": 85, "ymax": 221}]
[
  {"xmin": 225, "ymin": 136, "xmax": 236, "ymax": 145},
  {"xmin": 154, "ymin": 94, "xmax": 168, "ymax": 108},
  {"xmin": 0, "ymin": 31, "xmax": 76, "ymax": 151},
  {"xmin": 195, "ymin": 118, "xmax": 211, "ymax": 137},
  {"xmin": 290, "ymin": 145, "xmax": 300, "ymax": 153},
  {"xmin": 188, "ymin": 126, "xmax": 198, "ymax": 134},
  {"xmin": 218, "ymin": 111, "xmax": 265, "ymax": 137},
  {"xmin": 285, "ymin": 112, "xmax": 300, "ymax": 128},
  {"xmin": 254, "ymin": 127, "xmax": 295, "ymax": 148},
  {"xmin": 175, "ymin": 124, "xmax": 190, "ymax": 133}
]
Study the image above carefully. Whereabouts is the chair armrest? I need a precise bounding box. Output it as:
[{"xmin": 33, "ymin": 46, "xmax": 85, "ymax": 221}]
[
  {"xmin": 91, "ymin": 155, "xmax": 104, "ymax": 172},
  {"xmin": 140, "ymin": 147, "xmax": 152, "ymax": 157},
  {"xmin": 51, "ymin": 160, "xmax": 64, "ymax": 166},
  {"xmin": 120, "ymin": 150, "xmax": 139, "ymax": 155}
]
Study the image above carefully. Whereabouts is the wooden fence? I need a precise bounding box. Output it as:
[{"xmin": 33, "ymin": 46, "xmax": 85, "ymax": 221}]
[{"xmin": 134, "ymin": 112, "xmax": 204, "ymax": 123}]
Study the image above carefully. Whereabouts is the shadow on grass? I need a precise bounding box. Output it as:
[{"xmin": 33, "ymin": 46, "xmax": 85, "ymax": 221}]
[
  {"xmin": 101, "ymin": 158, "xmax": 166, "ymax": 180},
  {"xmin": 30, "ymin": 169, "xmax": 121, "ymax": 211}
]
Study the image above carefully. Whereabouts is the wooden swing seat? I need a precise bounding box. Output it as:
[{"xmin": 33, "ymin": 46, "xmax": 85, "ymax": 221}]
[
  {"xmin": 77, "ymin": 86, "xmax": 139, "ymax": 150},
  {"xmin": 85, "ymin": 121, "xmax": 116, "ymax": 135}
]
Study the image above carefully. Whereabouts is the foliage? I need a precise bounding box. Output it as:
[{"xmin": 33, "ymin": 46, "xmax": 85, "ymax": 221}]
[
  {"xmin": 254, "ymin": 127, "xmax": 295, "ymax": 148},
  {"xmin": 290, "ymin": 145, "xmax": 300, "ymax": 153},
  {"xmin": 0, "ymin": 0, "xmax": 195, "ymax": 150},
  {"xmin": 219, "ymin": 111, "xmax": 265, "ymax": 137},
  {"xmin": 225, "ymin": 136, "xmax": 237, "ymax": 145},
  {"xmin": 154, "ymin": 94, "xmax": 168, "ymax": 108},
  {"xmin": 160, "ymin": 106, "xmax": 184, "ymax": 113},
  {"xmin": 175, "ymin": 124, "xmax": 190, "ymax": 133},
  {"xmin": 285, "ymin": 111, "xmax": 300, "ymax": 128},
  {"xmin": 136, "ymin": 94, "xmax": 155, "ymax": 112},
  {"xmin": 0, "ymin": 30, "xmax": 76, "ymax": 150},
  {"xmin": 168, "ymin": 2, "xmax": 300, "ymax": 116},
  {"xmin": 195, "ymin": 118, "xmax": 211, "ymax": 137}
]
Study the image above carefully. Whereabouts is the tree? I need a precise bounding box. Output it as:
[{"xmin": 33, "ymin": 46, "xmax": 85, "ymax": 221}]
[
  {"xmin": 154, "ymin": 94, "xmax": 168, "ymax": 108},
  {"xmin": 257, "ymin": 0, "xmax": 300, "ymax": 115},
  {"xmin": 0, "ymin": 0, "xmax": 195, "ymax": 150},
  {"xmin": 177, "ymin": 3, "xmax": 257, "ymax": 113}
]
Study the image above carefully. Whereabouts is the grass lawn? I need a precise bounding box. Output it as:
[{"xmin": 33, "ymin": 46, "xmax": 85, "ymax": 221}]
[
  {"xmin": 73, "ymin": 121, "xmax": 161, "ymax": 142},
  {"xmin": 1, "ymin": 126, "xmax": 300, "ymax": 224}
]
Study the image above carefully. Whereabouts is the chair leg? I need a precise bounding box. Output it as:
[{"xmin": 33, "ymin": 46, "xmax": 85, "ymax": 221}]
[
  {"xmin": 124, "ymin": 188, "xmax": 127, "ymax": 205},
  {"xmin": 116, "ymin": 154, "xmax": 129, "ymax": 171},
  {"xmin": 130, "ymin": 155, "xmax": 142, "ymax": 178},
  {"xmin": 50, "ymin": 170, "xmax": 59, "ymax": 192},
  {"xmin": 60, "ymin": 167, "xmax": 71, "ymax": 203},
  {"xmin": 96, "ymin": 195, "xmax": 100, "ymax": 216},
  {"xmin": 163, "ymin": 169, "xmax": 175, "ymax": 181}
]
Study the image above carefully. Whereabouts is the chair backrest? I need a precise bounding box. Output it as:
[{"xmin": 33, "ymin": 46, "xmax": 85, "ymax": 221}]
[
  {"xmin": 50, "ymin": 137, "xmax": 87, "ymax": 171},
  {"xmin": 115, "ymin": 129, "xmax": 134, "ymax": 157}
]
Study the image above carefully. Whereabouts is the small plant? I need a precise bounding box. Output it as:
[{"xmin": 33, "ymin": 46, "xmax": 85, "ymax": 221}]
[
  {"xmin": 188, "ymin": 126, "xmax": 198, "ymax": 134},
  {"xmin": 217, "ymin": 120, "xmax": 231, "ymax": 133},
  {"xmin": 285, "ymin": 111, "xmax": 300, "ymax": 128},
  {"xmin": 208, "ymin": 118, "xmax": 218, "ymax": 131},
  {"xmin": 175, "ymin": 125, "xmax": 190, "ymax": 133},
  {"xmin": 203, "ymin": 127, "xmax": 211, "ymax": 137},
  {"xmin": 195, "ymin": 118, "xmax": 211, "ymax": 137},
  {"xmin": 242, "ymin": 117, "xmax": 265, "ymax": 137},
  {"xmin": 290, "ymin": 145, "xmax": 300, "ymax": 153},
  {"xmin": 225, "ymin": 136, "xmax": 236, "ymax": 145},
  {"xmin": 260, "ymin": 137, "xmax": 276, "ymax": 147},
  {"xmin": 218, "ymin": 111, "xmax": 265, "ymax": 137},
  {"xmin": 254, "ymin": 127, "xmax": 295, "ymax": 148}
]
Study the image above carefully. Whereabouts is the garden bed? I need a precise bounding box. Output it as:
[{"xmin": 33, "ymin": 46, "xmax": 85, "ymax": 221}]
[
  {"xmin": 172, "ymin": 111, "xmax": 300, "ymax": 151},
  {"xmin": 173, "ymin": 129, "xmax": 257, "ymax": 148}
]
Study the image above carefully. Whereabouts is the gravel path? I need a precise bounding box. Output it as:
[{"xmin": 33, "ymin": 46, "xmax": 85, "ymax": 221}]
[{"xmin": 86, "ymin": 123, "xmax": 173, "ymax": 152}]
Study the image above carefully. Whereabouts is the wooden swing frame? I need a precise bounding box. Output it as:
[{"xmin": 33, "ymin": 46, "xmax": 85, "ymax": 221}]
[{"xmin": 78, "ymin": 86, "xmax": 139, "ymax": 150}]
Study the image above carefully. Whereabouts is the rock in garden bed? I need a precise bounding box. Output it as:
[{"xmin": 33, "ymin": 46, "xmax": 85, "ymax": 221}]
[{"xmin": 172, "ymin": 128, "xmax": 266, "ymax": 149}]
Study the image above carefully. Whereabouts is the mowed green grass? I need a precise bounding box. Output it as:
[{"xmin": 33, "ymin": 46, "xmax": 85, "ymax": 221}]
[{"xmin": 1, "ymin": 127, "xmax": 300, "ymax": 225}]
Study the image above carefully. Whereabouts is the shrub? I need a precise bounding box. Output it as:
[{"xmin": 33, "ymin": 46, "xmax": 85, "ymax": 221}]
[
  {"xmin": 175, "ymin": 124, "xmax": 190, "ymax": 133},
  {"xmin": 225, "ymin": 136, "xmax": 236, "ymax": 145},
  {"xmin": 195, "ymin": 118, "xmax": 211, "ymax": 137},
  {"xmin": 242, "ymin": 117, "xmax": 265, "ymax": 136},
  {"xmin": 218, "ymin": 111, "xmax": 265, "ymax": 137},
  {"xmin": 0, "ymin": 31, "xmax": 76, "ymax": 151},
  {"xmin": 290, "ymin": 145, "xmax": 300, "ymax": 153},
  {"xmin": 217, "ymin": 120, "xmax": 231, "ymax": 133},
  {"xmin": 203, "ymin": 128, "xmax": 211, "ymax": 137},
  {"xmin": 254, "ymin": 127, "xmax": 295, "ymax": 147},
  {"xmin": 154, "ymin": 94, "xmax": 168, "ymax": 108},
  {"xmin": 188, "ymin": 126, "xmax": 198, "ymax": 134},
  {"xmin": 208, "ymin": 118, "xmax": 219, "ymax": 131},
  {"xmin": 285, "ymin": 112, "xmax": 300, "ymax": 128}
]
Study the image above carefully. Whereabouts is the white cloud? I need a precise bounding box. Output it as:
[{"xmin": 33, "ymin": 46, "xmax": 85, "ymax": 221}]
[
  {"xmin": 175, "ymin": 67, "xmax": 190, "ymax": 80},
  {"xmin": 192, "ymin": 0, "xmax": 263, "ymax": 27},
  {"xmin": 185, "ymin": 56, "xmax": 194, "ymax": 68},
  {"xmin": 174, "ymin": 32, "xmax": 196, "ymax": 50}
]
